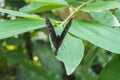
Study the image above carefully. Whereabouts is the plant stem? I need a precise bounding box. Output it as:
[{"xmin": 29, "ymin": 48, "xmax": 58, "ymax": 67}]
[
  {"xmin": 60, "ymin": 0, "xmax": 94, "ymax": 26},
  {"xmin": 24, "ymin": 32, "xmax": 33, "ymax": 60}
]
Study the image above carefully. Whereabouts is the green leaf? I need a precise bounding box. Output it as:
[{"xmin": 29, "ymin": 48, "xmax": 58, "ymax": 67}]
[
  {"xmin": 74, "ymin": 66, "xmax": 97, "ymax": 80},
  {"xmin": 19, "ymin": 2, "xmax": 66, "ymax": 13},
  {"xmin": 0, "ymin": 52, "xmax": 2, "ymax": 60},
  {"xmin": 33, "ymin": 41, "xmax": 63, "ymax": 75},
  {"xmin": 82, "ymin": 46, "xmax": 98, "ymax": 72},
  {"xmin": 90, "ymin": 11, "xmax": 120, "ymax": 26},
  {"xmin": 5, "ymin": 0, "xmax": 26, "ymax": 8},
  {"xmin": 65, "ymin": 0, "xmax": 77, "ymax": 4},
  {"xmin": 6, "ymin": 50, "xmax": 27, "ymax": 66},
  {"xmin": 82, "ymin": 1, "xmax": 120, "ymax": 12},
  {"xmin": 31, "ymin": 0, "xmax": 68, "ymax": 6},
  {"xmin": 115, "ymin": 9, "xmax": 120, "ymax": 21},
  {"xmin": 18, "ymin": 61, "xmax": 62, "ymax": 80},
  {"xmin": 69, "ymin": 20, "xmax": 120, "ymax": 54},
  {"xmin": 0, "ymin": 18, "xmax": 45, "ymax": 39},
  {"xmin": 0, "ymin": 8, "xmax": 43, "ymax": 20},
  {"xmin": 56, "ymin": 33, "xmax": 84, "ymax": 75},
  {"xmin": 6, "ymin": 38, "xmax": 24, "ymax": 46},
  {"xmin": 99, "ymin": 55, "xmax": 120, "ymax": 80}
]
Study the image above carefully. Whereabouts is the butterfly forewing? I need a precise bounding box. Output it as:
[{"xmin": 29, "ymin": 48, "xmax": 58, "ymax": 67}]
[
  {"xmin": 45, "ymin": 17, "xmax": 57, "ymax": 49},
  {"xmin": 60, "ymin": 18, "xmax": 73, "ymax": 43}
]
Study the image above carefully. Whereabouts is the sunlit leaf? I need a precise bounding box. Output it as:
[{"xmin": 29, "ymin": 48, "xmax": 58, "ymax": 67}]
[
  {"xmin": 56, "ymin": 33, "xmax": 84, "ymax": 75},
  {"xmin": 90, "ymin": 10, "xmax": 120, "ymax": 26},
  {"xmin": 0, "ymin": 8, "xmax": 43, "ymax": 20},
  {"xmin": 31, "ymin": 0, "xmax": 68, "ymax": 5},
  {"xmin": 115, "ymin": 9, "xmax": 120, "ymax": 21},
  {"xmin": 19, "ymin": 3, "xmax": 66, "ymax": 13},
  {"xmin": 82, "ymin": 1, "xmax": 120, "ymax": 12},
  {"xmin": 0, "ymin": 18, "xmax": 45, "ymax": 39},
  {"xmin": 70, "ymin": 20, "xmax": 120, "ymax": 54}
]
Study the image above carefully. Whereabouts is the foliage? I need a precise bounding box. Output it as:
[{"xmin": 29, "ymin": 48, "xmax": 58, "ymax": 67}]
[{"xmin": 0, "ymin": 0, "xmax": 120, "ymax": 80}]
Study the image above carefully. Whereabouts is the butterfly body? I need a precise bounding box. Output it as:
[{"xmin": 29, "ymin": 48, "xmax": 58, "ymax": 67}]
[{"xmin": 45, "ymin": 17, "xmax": 72, "ymax": 54}]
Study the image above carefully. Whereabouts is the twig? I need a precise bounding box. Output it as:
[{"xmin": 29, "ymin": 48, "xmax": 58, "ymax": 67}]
[{"xmin": 60, "ymin": 0, "xmax": 94, "ymax": 26}]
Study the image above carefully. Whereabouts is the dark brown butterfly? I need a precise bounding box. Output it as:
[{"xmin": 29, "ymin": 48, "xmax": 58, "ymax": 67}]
[{"xmin": 45, "ymin": 17, "xmax": 73, "ymax": 54}]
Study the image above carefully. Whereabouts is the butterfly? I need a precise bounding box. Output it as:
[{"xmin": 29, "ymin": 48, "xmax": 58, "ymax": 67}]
[{"xmin": 45, "ymin": 17, "xmax": 73, "ymax": 54}]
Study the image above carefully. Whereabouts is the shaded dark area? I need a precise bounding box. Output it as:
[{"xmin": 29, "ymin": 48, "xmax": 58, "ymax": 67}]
[
  {"xmin": 91, "ymin": 64, "xmax": 102, "ymax": 74},
  {"xmin": 5, "ymin": 0, "xmax": 26, "ymax": 9},
  {"xmin": 24, "ymin": 32, "xmax": 33, "ymax": 60}
]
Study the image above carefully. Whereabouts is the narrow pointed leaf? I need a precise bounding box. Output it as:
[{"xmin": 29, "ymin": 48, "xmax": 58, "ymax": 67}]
[
  {"xmin": 19, "ymin": 3, "xmax": 65, "ymax": 13},
  {"xmin": 0, "ymin": 18, "xmax": 45, "ymax": 39},
  {"xmin": 0, "ymin": 8, "xmax": 43, "ymax": 20},
  {"xmin": 32, "ymin": 0, "xmax": 68, "ymax": 6}
]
